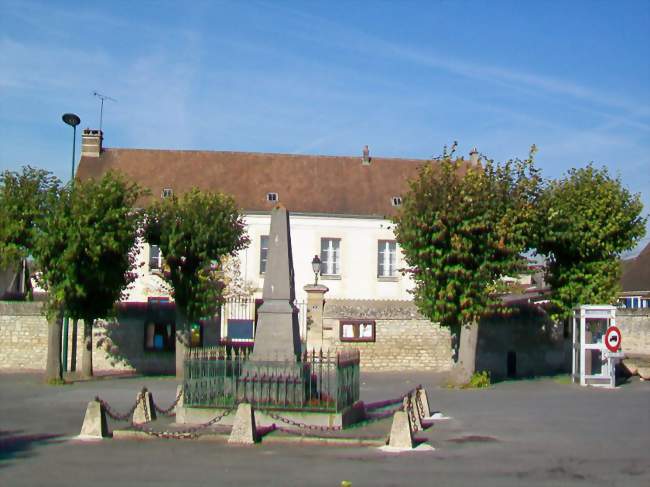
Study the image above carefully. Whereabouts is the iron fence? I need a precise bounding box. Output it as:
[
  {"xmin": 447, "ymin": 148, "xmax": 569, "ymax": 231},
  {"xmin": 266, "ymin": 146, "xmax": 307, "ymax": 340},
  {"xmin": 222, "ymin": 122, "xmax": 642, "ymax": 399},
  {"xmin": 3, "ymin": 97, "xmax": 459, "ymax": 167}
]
[
  {"xmin": 219, "ymin": 297, "xmax": 308, "ymax": 345},
  {"xmin": 183, "ymin": 347, "xmax": 360, "ymax": 412}
]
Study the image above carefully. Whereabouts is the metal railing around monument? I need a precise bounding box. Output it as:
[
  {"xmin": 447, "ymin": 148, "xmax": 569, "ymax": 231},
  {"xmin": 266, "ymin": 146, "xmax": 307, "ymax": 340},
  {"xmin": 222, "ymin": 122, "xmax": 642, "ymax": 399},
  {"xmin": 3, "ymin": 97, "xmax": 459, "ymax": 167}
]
[{"xmin": 183, "ymin": 347, "xmax": 360, "ymax": 413}]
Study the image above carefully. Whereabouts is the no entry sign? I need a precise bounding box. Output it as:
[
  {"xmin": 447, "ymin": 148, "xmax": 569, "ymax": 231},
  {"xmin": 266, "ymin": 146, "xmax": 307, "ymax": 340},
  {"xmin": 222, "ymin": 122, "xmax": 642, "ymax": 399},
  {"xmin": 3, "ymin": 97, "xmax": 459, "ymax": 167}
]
[{"xmin": 604, "ymin": 326, "xmax": 622, "ymax": 353}]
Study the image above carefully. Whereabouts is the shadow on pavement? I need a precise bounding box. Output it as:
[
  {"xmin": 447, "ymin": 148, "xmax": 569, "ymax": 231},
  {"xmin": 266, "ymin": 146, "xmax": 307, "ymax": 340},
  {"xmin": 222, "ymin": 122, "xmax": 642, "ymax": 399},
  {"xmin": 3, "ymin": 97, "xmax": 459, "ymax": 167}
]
[{"xmin": 0, "ymin": 430, "xmax": 65, "ymax": 467}]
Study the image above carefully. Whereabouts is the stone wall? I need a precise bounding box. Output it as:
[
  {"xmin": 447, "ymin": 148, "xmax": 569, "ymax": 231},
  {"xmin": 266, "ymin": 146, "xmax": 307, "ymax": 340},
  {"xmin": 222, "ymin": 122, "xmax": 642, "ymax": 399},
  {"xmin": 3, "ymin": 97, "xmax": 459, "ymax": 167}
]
[
  {"xmin": 476, "ymin": 305, "xmax": 570, "ymax": 380},
  {"xmin": 322, "ymin": 300, "xmax": 454, "ymax": 371},
  {"xmin": 0, "ymin": 301, "xmax": 48, "ymax": 369},
  {"xmin": 617, "ymin": 309, "xmax": 650, "ymax": 356},
  {"xmin": 0, "ymin": 301, "xmax": 175, "ymax": 374}
]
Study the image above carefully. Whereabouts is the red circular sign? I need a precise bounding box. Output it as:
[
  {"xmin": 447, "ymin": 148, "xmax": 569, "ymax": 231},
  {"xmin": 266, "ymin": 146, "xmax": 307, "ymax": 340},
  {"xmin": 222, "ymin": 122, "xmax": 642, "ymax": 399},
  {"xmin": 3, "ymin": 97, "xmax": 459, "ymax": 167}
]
[{"xmin": 604, "ymin": 326, "xmax": 622, "ymax": 353}]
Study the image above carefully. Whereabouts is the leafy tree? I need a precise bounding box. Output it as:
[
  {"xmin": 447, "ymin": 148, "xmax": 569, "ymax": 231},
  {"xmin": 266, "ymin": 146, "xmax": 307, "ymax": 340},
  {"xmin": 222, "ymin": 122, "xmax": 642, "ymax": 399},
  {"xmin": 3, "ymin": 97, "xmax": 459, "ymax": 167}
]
[
  {"xmin": 536, "ymin": 164, "xmax": 646, "ymax": 320},
  {"xmin": 0, "ymin": 167, "xmax": 61, "ymax": 381},
  {"xmin": 144, "ymin": 188, "xmax": 249, "ymax": 377},
  {"xmin": 0, "ymin": 166, "xmax": 60, "ymax": 279},
  {"xmin": 35, "ymin": 172, "xmax": 143, "ymax": 378},
  {"xmin": 394, "ymin": 145, "xmax": 541, "ymax": 384}
]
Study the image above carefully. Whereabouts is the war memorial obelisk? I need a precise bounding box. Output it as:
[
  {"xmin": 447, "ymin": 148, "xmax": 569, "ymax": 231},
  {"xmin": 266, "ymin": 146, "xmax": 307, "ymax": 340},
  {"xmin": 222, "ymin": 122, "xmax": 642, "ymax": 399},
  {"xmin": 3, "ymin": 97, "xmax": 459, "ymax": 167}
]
[{"xmin": 250, "ymin": 204, "xmax": 301, "ymax": 363}]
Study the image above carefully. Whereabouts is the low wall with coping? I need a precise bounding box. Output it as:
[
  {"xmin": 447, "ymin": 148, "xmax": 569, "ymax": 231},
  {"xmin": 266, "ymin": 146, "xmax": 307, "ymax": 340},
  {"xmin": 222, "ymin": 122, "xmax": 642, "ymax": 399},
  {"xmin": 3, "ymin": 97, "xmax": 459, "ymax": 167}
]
[
  {"xmin": 617, "ymin": 309, "xmax": 650, "ymax": 356},
  {"xmin": 322, "ymin": 300, "xmax": 454, "ymax": 371},
  {"xmin": 0, "ymin": 301, "xmax": 174, "ymax": 374}
]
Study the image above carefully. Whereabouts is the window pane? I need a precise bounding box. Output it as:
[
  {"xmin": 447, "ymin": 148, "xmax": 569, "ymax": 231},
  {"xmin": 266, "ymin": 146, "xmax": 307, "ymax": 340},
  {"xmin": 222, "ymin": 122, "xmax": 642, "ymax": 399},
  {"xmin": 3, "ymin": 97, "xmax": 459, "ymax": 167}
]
[
  {"xmin": 378, "ymin": 240, "xmax": 397, "ymax": 277},
  {"xmin": 260, "ymin": 235, "xmax": 269, "ymax": 274},
  {"xmin": 149, "ymin": 245, "xmax": 161, "ymax": 270},
  {"xmin": 320, "ymin": 238, "xmax": 341, "ymax": 275}
]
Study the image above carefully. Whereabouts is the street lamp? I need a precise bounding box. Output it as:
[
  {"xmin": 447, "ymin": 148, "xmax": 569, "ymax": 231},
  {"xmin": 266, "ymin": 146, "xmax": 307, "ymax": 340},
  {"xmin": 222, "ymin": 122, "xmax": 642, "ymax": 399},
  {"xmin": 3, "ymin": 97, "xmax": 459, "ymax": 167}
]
[
  {"xmin": 311, "ymin": 255, "xmax": 321, "ymax": 286},
  {"xmin": 62, "ymin": 113, "xmax": 81, "ymax": 182},
  {"xmin": 60, "ymin": 113, "xmax": 80, "ymax": 373}
]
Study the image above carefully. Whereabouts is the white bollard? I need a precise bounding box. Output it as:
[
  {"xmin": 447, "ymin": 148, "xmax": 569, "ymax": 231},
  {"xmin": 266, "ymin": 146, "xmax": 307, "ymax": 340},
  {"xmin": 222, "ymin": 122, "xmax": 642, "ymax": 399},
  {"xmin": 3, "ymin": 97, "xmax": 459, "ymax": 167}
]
[
  {"xmin": 228, "ymin": 403, "xmax": 259, "ymax": 445},
  {"xmin": 132, "ymin": 389, "xmax": 156, "ymax": 424},
  {"xmin": 79, "ymin": 400, "xmax": 109, "ymax": 438},
  {"xmin": 387, "ymin": 411, "xmax": 414, "ymax": 449}
]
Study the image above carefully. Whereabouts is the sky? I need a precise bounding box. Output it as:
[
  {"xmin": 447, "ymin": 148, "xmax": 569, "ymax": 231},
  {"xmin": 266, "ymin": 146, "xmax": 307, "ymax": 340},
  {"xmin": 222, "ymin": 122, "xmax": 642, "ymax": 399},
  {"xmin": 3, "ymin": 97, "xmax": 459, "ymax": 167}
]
[{"xmin": 1, "ymin": 0, "xmax": 649, "ymax": 253}]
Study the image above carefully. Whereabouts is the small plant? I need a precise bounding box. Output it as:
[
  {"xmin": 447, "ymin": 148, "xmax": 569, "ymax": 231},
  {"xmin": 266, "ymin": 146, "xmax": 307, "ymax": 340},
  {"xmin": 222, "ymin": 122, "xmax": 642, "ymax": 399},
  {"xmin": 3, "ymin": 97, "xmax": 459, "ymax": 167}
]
[
  {"xmin": 46, "ymin": 377, "xmax": 69, "ymax": 386},
  {"xmin": 464, "ymin": 370, "xmax": 491, "ymax": 389}
]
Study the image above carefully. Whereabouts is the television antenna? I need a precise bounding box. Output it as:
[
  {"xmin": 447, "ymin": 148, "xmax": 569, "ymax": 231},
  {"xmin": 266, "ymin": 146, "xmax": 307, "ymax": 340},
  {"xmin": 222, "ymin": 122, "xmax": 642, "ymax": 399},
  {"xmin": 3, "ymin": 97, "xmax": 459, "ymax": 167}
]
[{"xmin": 92, "ymin": 91, "xmax": 116, "ymax": 132}]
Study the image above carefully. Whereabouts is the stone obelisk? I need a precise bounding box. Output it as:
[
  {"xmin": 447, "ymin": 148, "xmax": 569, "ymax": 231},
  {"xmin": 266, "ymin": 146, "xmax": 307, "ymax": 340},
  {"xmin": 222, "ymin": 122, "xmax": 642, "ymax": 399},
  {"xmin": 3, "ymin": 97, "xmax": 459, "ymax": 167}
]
[{"xmin": 250, "ymin": 205, "xmax": 301, "ymax": 363}]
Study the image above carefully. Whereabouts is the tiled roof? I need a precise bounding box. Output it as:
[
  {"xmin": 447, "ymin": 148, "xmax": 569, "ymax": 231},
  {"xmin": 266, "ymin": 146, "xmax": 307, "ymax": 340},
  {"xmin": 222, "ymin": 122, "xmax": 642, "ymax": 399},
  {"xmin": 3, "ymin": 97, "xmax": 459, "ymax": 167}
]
[
  {"xmin": 76, "ymin": 147, "xmax": 457, "ymax": 217},
  {"xmin": 621, "ymin": 243, "xmax": 650, "ymax": 293}
]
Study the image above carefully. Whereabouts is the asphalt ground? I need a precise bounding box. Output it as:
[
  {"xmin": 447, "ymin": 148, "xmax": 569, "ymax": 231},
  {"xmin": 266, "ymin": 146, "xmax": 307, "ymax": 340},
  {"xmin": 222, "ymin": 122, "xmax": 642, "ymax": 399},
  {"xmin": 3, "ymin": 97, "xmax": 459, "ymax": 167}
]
[{"xmin": 0, "ymin": 371, "xmax": 648, "ymax": 487}]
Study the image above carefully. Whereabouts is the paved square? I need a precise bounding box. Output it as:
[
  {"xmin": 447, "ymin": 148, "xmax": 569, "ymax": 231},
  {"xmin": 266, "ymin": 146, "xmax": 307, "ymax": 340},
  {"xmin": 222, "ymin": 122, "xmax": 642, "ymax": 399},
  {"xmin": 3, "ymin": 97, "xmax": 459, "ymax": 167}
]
[{"xmin": 1, "ymin": 372, "xmax": 648, "ymax": 486}]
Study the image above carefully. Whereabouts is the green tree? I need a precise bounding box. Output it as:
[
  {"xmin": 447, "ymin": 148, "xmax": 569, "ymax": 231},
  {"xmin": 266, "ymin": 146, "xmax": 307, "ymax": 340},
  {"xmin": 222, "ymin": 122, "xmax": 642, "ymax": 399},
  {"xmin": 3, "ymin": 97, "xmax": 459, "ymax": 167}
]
[
  {"xmin": 35, "ymin": 172, "xmax": 143, "ymax": 379},
  {"xmin": 0, "ymin": 166, "xmax": 60, "ymax": 282},
  {"xmin": 536, "ymin": 164, "xmax": 646, "ymax": 320},
  {"xmin": 394, "ymin": 145, "xmax": 541, "ymax": 384},
  {"xmin": 0, "ymin": 167, "xmax": 62, "ymax": 382},
  {"xmin": 144, "ymin": 188, "xmax": 249, "ymax": 378}
]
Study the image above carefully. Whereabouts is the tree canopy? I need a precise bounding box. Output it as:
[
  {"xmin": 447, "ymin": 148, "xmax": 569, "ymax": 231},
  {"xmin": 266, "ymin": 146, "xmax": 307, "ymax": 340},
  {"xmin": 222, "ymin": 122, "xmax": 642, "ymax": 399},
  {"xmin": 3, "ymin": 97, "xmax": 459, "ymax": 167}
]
[
  {"xmin": 0, "ymin": 166, "xmax": 60, "ymax": 269},
  {"xmin": 34, "ymin": 171, "xmax": 143, "ymax": 322},
  {"xmin": 535, "ymin": 164, "xmax": 646, "ymax": 320},
  {"xmin": 143, "ymin": 188, "xmax": 249, "ymax": 322},
  {"xmin": 394, "ymin": 145, "xmax": 541, "ymax": 328}
]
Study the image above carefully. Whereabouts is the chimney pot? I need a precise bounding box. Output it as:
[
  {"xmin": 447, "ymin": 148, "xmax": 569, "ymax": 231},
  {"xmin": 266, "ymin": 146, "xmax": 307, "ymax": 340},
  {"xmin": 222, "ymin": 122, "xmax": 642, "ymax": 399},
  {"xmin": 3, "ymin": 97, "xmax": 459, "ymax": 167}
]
[
  {"xmin": 362, "ymin": 145, "xmax": 370, "ymax": 165},
  {"xmin": 469, "ymin": 148, "xmax": 479, "ymax": 165},
  {"xmin": 81, "ymin": 128, "xmax": 103, "ymax": 157}
]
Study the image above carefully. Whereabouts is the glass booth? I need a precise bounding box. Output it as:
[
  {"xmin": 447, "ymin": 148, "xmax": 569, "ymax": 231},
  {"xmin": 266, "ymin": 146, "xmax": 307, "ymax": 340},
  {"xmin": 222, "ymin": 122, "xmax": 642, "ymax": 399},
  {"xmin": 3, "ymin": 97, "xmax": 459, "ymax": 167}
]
[{"xmin": 572, "ymin": 305, "xmax": 623, "ymax": 388}]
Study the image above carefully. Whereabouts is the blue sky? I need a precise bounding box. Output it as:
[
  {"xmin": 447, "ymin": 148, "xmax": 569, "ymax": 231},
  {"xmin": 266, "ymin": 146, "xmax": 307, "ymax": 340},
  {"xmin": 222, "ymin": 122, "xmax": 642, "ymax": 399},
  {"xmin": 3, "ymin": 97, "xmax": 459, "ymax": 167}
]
[{"xmin": 1, "ymin": 0, "xmax": 649, "ymax": 252}]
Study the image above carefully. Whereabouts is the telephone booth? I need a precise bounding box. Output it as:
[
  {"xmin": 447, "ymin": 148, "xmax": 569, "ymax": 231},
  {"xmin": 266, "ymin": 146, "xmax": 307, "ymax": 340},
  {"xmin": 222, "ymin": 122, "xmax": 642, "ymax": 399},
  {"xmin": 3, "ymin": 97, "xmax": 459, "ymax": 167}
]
[{"xmin": 572, "ymin": 305, "xmax": 624, "ymax": 388}]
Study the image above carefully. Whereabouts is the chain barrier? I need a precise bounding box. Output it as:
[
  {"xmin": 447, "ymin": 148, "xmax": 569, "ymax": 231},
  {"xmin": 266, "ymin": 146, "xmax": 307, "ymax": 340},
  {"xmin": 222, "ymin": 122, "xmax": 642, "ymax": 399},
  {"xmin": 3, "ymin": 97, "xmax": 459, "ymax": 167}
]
[
  {"xmin": 152, "ymin": 388, "xmax": 183, "ymax": 417},
  {"xmin": 264, "ymin": 385, "xmax": 423, "ymax": 436},
  {"xmin": 95, "ymin": 387, "xmax": 147, "ymax": 422},
  {"xmin": 130, "ymin": 408, "xmax": 233, "ymax": 440},
  {"xmin": 415, "ymin": 389, "xmax": 426, "ymax": 419}
]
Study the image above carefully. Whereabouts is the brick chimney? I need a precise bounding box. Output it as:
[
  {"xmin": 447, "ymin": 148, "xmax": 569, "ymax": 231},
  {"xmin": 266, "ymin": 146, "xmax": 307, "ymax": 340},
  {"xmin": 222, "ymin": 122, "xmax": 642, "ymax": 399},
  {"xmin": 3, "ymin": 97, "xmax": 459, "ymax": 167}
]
[
  {"xmin": 469, "ymin": 148, "xmax": 479, "ymax": 165},
  {"xmin": 362, "ymin": 145, "xmax": 371, "ymax": 165},
  {"xmin": 81, "ymin": 128, "xmax": 103, "ymax": 157}
]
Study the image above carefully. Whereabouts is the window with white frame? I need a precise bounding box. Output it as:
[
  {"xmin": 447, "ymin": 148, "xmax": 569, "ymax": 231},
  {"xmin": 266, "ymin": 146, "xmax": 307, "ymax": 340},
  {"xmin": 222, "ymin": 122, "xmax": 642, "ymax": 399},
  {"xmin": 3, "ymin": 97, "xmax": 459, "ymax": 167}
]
[
  {"xmin": 320, "ymin": 238, "xmax": 341, "ymax": 276},
  {"xmin": 149, "ymin": 244, "xmax": 163, "ymax": 271},
  {"xmin": 378, "ymin": 240, "xmax": 397, "ymax": 277},
  {"xmin": 161, "ymin": 188, "xmax": 173, "ymax": 198},
  {"xmin": 260, "ymin": 235, "xmax": 269, "ymax": 274}
]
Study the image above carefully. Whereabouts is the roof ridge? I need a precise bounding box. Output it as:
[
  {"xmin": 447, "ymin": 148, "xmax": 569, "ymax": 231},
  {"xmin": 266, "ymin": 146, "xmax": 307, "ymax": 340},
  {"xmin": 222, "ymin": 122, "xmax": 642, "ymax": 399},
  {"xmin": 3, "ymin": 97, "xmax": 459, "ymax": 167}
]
[{"xmin": 101, "ymin": 147, "xmax": 430, "ymax": 162}]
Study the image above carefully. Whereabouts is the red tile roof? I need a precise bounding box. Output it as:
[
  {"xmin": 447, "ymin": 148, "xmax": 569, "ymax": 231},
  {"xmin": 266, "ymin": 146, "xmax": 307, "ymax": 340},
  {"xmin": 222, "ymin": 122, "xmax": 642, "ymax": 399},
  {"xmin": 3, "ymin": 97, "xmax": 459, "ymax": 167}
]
[
  {"xmin": 621, "ymin": 243, "xmax": 650, "ymax": 293},
  {"xmin": 76, "ymin": 147, "xmax": 451, "ymax": 217}
]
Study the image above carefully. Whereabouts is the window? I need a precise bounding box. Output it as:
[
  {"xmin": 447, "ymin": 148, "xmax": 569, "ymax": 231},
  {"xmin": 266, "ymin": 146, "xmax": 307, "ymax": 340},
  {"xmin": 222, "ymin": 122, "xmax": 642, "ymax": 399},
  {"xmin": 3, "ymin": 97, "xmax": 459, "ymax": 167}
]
[
  {"xmin": 162, "ymin": 188, "xmax": 173, "ymax": 198},
  {"xmin": 260, "ymin": 235, "xmax": 269, "ymax": 274},
  {"xmin": 320, "ymin": 238, "xmax": 341, "ymax": 276},
  {"xmin": 189, "ymin": 322, "xmax": 203, "ymax": 347},
  {"xmin": 267, "ymin": 192, "xmax": 278, "ymax": 202},
  {"xmin": 378, "ymin": 240, "xmax": 397, "ymax": 277},
  {"xmin": 340, "ymin": 320, "xmax": 376, "ymax": 342},
  {"xmin": 144, "ymin": 321, "xmax": 175, "ymax": 351},
  {"xmin": 391, "ymin": 196, "xmax": 402, "ymax": 207},
  {"xmin": 149, "ymin": 245, "xmax": 163, "ymax": 271}
]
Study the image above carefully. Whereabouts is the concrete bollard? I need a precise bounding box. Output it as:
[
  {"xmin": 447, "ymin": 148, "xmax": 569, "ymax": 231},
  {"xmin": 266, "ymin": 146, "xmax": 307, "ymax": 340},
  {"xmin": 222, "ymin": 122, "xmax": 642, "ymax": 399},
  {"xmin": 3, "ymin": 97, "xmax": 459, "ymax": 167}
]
[
  {"xmin": 228, "ymin": 402, "xmax": 259, "ymax": 445},
  {"xmin": 79, "ymin": 400, "xmax": 109, "ymax": 438},
  {"xmin": 402, "ymin": 395, "xmax": 422, "ymax": 432},
  {"xmin": 132, "ymin": 389, "xmax": 156, "ymax": 424},
  {"xmin": 416, "ymin": 387, "xmax": 431, "ymax": 419},
  {"xmin": 174, "ymin": 384, "xmax": 185, "ymax": 423},
  {"xmin": 387, "ymin": 411, "xmax": 414, "ymax": 449}
]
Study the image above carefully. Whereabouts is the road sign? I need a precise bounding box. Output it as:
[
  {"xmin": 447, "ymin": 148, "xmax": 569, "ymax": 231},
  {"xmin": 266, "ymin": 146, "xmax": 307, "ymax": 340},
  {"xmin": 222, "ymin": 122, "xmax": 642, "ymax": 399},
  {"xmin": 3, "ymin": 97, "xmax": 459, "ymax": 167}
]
[{"xmin": 604, "ymin": 326, "xmax": 622, "ymax": 353}]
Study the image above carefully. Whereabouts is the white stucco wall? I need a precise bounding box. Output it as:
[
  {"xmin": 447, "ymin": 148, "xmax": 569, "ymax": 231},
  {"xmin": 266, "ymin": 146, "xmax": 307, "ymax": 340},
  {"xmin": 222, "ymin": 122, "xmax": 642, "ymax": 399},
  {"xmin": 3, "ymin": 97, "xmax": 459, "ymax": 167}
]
[{"xmin": 124, "ymin": 213, "xmax": 414, "ymax": 302}]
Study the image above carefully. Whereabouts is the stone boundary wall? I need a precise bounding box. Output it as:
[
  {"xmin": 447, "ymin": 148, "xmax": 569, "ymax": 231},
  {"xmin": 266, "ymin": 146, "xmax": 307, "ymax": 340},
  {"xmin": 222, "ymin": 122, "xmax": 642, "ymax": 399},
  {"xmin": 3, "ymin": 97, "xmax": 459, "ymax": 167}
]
[
  {"xmin": 0, "ymin": 301, "xmax": 174, "ymax": 374},
  {"xmin": 618, "ymin": 309, "xmax": 650, "ymax": 356},
  {"xmin": 322, "ymin": 300, "xmax": 453, "ymax": 371}
]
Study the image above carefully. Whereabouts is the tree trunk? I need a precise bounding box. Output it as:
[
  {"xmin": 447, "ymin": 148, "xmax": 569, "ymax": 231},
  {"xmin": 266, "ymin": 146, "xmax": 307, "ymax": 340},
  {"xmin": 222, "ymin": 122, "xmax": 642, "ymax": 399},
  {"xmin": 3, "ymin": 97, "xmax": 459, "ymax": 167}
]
[
  {"xmin": 81, "ymin": 318, "xmax": 94, "ymax": 378},
  {"xmin": 70, "ymin": 318, "xmax": 78, "ymax": 372},
  {"xmin": 44, "ymin": 309, "xmax": 64, "ymax": 383},
  {"xmin": 449, "ymin": 320, "xmax": 480, "ymax": 386},
  {"xmin": 175, "ymin": 308, "xmax": 188, "ymax": 380}
]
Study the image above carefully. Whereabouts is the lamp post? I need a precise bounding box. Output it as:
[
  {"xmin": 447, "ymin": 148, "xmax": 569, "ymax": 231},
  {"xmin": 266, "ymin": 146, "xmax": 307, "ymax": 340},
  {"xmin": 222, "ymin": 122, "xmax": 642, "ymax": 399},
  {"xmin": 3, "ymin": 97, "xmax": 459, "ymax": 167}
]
[
  {"xmin": 60, "ymin": 113, "xmax": 80, "ymax": 373},
  {"xmin": 311, "ymin": 255, "xmax": 321, "ymax": 286}
]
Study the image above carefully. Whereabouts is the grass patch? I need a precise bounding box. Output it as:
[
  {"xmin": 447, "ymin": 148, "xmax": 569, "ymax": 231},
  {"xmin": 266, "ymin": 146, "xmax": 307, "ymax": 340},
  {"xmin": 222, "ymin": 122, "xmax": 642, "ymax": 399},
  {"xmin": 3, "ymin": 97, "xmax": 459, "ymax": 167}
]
[
  {"xmin": 46, "ymin": 377, "xmax": 71, "ymax": 386},
  {"xmin": 462, "ymin": 370, "xmax": 491, "ymax": 389}
]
